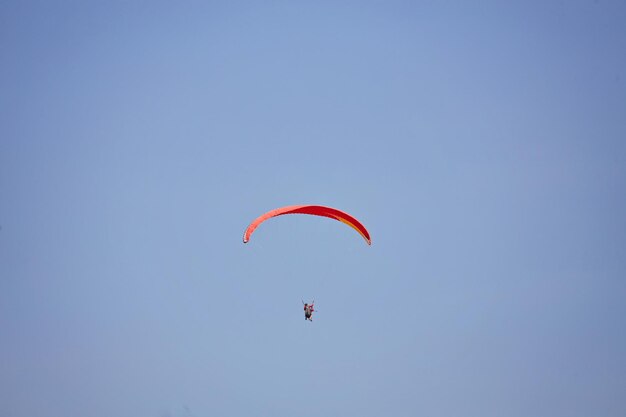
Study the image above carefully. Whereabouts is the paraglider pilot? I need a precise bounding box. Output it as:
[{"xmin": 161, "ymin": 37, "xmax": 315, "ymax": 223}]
[{"xmin": 303, "ymin": 301, "xmax": 315, "ymax": 322}]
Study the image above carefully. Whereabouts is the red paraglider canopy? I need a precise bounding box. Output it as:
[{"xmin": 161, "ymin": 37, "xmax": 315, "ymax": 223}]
[{"xmin": 243, "ymin": 205, "xmax": 371, "ymax": 245}]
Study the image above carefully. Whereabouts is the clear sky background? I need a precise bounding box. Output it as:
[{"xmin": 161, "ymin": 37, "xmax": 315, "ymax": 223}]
[{"xmin": 1, "ymin": 1, "xmax": 625, "ymax": 416}]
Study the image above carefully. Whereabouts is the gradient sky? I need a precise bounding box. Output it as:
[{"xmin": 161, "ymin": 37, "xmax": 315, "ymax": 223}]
[{"xmin": 1, "ymin": 1, "xmax": 625, "ymax": 417}]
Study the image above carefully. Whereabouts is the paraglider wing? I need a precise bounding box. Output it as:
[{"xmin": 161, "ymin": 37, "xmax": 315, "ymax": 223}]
[{"xmin": 243, "ymin": 205, "xmax": 371, "ymax": 245}]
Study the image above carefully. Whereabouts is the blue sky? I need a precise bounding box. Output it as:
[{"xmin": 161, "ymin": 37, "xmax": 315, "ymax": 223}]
[{"xmin": 1, "ymin": 1, "xmax": 625, "ymax": 416}]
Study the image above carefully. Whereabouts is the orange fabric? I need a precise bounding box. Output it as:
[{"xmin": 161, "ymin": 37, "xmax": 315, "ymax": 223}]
[{"xmin": 243, "ymin": 205, "xmax": 371, "ymax": 245}]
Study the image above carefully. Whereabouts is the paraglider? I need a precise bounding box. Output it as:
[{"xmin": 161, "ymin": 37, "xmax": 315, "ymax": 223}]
[
  {"xmin": 242, "ymin": 205, "xmax": 371, "ymax": 245},
  {"xmin": 302, "ymin": 300, "xmax": 315, "ymax": 322},
  {"xmin": 243, "ymin": 205, "xmax": 370, "ymax": 323}
]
